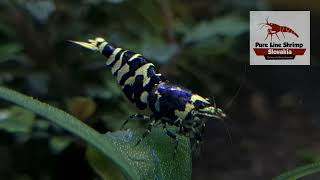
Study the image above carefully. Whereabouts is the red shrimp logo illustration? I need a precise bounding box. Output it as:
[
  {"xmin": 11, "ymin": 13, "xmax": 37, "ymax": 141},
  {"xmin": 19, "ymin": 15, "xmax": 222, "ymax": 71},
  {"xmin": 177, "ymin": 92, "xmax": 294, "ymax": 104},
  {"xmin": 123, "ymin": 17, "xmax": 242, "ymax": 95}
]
[
  {"xmin": 252, "ymin": 16, "xmax": 306, "ymax": 60},
  {"xmin": 259, "ymin": 17, "xmax": 299, "ymax": 41}
]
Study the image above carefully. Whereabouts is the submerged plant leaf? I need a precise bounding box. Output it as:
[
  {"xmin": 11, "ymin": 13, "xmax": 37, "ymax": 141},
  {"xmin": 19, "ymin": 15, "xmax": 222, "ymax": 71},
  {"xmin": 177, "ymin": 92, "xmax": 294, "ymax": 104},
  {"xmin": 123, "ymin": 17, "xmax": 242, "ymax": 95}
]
[
  {"xmin": 66, "ymin": 96, "xmax": 96, "ymax": 121},
  {"xmin": 24, "ymin": 0, "xmax": 55, "ymax": 24},
  {"xmin": 140, "ymin": 35, "xmax": 179, "ymax": 64},
  {"xmin": 87, "ymin": 128, "xmax": 192, "ymax": 180},
  {"xmin": 0, "ymin": 86, "xmax": 138, "ymax": 179},
  {"xmin": 0, "ymin": 86, "xmax": 192, "ymax": 180},
  {"xmin": 87, "ymin": 127, "xmax": 192, "ymax": 180},
  {"xmin": 297, "ymin": 149, "xmax": 320, "ymax": 164},
  {"xmin": 0, "ymin": 106, "xmax": 35, "ymax": 133},
  {"xmin": 105, "ymin": 128, "xmax": 192, "ymax": 180},
  {"xmin": 49, "ymin": 136, "xmax": 72, "ymax": 154},
  {"xmin": 86, "ymin": 146, "xmax": 125, "ymax": 180},
  {"xmin": 183, "ymin": 15, "xmax": 248, "ymax": 44},
  {"xmin": 274, "ymin": 162, "xmax": 320, "ymax": 180},
  {"xmin": 0, "ymin": 43, "xmax": 22, "ymax": 62}
]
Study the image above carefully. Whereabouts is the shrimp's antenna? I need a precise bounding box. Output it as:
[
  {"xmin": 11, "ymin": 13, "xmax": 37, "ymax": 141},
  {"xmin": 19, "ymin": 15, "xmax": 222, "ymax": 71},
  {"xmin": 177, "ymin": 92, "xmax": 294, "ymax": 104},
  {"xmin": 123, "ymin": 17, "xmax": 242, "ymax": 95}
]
[
  {"xmin": 213, "ymin": 116, "xmax": 233, "ymax": 144},
  {"xmin": 223, "ymin": 64, "xmax": 247, "ymax": 110}
]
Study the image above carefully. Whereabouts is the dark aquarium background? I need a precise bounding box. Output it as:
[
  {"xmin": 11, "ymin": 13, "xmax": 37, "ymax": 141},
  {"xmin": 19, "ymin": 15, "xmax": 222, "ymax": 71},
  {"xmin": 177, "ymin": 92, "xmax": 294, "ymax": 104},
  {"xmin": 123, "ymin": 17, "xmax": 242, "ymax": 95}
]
[{"xmin": 0, "ymin": 0, "xmax": 319, "ymax": 179}]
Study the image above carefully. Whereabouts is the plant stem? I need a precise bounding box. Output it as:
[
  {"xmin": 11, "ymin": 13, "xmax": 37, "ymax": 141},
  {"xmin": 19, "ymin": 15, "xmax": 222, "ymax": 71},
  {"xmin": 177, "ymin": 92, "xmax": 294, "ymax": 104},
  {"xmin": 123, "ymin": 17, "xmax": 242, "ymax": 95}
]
[{"xmin": 0, "ymin": 86, "xmax": 139, "ymax": 180}]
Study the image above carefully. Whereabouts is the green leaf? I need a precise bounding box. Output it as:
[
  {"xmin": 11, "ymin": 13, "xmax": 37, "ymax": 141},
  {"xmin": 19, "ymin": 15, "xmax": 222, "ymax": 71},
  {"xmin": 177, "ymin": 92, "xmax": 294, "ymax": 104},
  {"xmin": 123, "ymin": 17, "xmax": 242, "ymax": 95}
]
[
  {"xmin": 141, "ymin": 35, "xmax": 179, "ymax": 64},
  {"xmin": 0, "ymin": 24, "xmax": 16, "ymax": 37},
  {"xmin": 84, "ymin": 0, "xmax": 126, "ymax": 5},
  {"xmin": 183, "ymin": 15, "xmax": 248, "ymax": 44},
  {"xmin": 105, "ymin": 128, "xmax": 191, "ymax": 180},
  {"xmin": 0, "ymin": 106, "xmax": 35, "ymax": 133},
  {"xmin": 0, "ymin": 86, "xmax": 138, "ymax": 179},
  {"xmin": 105, "ymin": 0, "xmax": 126, "ymax": 3},
  {"xmin": 85, "ymin": 85, "xmax": 113, "ymax": 100},
  {"xmin": 297, "ymin": 149, "xmax": 320, "ymax": 163},
  {"xmin": 49, "ymin": 136, "xmax": 72, "ymax": 154},
  {"xmin": 86, "ymin": 146, "xmax": 125, "ymax": 180},
  {"xmin": 87, "ymin": 128, "xmax": 191, "ymax": 180},
  {"xmin": 0, "ymin": 86, "xmax": 192, "ymax": 180},
  {"xmin": 0, "ymin": 43, "xmax": 22, "ymax": 62},
  {"xmin": 25, "ymin": 0, "xmax": 55, "ymax": 23},
  {"xmin": 274, "ymin": 162, "xmax": 320, "ymax": 180}
]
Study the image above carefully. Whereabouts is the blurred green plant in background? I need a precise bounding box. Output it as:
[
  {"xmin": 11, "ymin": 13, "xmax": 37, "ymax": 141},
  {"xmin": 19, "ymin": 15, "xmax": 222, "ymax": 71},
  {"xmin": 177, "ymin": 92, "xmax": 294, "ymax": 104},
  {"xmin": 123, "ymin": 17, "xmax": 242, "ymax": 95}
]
[{"xmin": 0, "ymin": 0, "xmax": 320, "ymax": 179}]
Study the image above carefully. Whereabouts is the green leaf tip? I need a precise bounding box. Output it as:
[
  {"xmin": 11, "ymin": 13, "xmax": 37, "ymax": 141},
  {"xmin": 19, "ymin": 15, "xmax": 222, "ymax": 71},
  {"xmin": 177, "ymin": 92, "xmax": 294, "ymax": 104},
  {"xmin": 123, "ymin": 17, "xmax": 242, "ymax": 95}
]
[{"xmin": 274, "ymin": 161, "xmax": 320, "ymax": 180}]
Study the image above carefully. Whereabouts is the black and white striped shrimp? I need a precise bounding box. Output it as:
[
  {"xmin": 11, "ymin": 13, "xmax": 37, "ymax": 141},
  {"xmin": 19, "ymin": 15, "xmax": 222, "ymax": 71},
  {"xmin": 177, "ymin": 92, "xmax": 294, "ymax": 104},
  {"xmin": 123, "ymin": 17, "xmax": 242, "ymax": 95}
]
[{"xmin": 70, "ymin": 37, "xmax": 226, "ymax": 154}]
